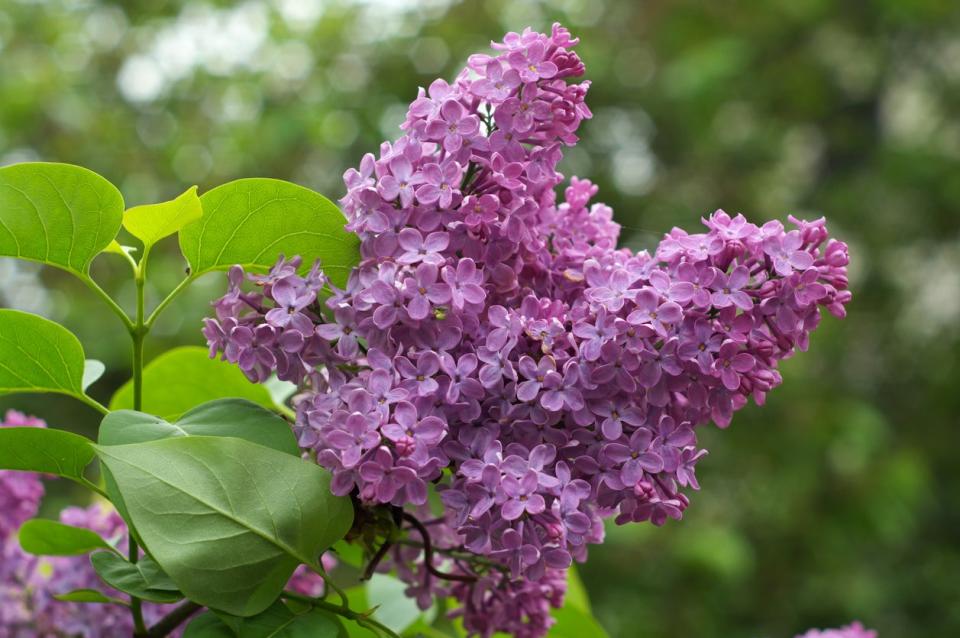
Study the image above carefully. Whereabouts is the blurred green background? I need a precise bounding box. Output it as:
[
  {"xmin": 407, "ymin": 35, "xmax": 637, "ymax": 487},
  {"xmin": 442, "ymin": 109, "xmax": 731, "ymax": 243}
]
[{"xmin": 1, "ymin": 0, "xmax": 958, "ymax": 636}]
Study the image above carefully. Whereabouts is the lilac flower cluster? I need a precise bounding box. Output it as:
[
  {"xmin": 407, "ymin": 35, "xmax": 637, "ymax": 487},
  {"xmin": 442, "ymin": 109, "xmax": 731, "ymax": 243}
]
[
  {"xmin": 796, "ymin": 622, "xmax": 877, "ymax": 638},
  {"xmin": 204, "ymin": 24, "xmax": 850, "ymax": 637}
]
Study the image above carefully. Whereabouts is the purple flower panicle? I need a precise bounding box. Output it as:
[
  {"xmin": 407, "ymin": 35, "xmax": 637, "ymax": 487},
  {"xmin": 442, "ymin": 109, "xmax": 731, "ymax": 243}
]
[{"xmin": 205, "ymin": 23, "xmax": 851, "ymax": 638}]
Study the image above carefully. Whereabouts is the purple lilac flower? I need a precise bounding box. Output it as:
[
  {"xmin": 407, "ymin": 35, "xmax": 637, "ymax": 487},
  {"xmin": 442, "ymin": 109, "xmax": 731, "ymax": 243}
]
[{"xmin": 204, "ymin": 23, "xmax": 852, "ymax": 638}]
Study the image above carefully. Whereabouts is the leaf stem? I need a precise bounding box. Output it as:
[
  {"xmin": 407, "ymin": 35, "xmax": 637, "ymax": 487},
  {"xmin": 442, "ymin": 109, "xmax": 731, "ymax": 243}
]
[
  {"xmin": 282, "ymin": 591, "xmax": 401, "ymax": 638},
  {"xmin": 77, "ymin": 392, "xmax": 110, "ymax": 415},
  {"xmin": 144, "ymin": 275, "xmax": 193, "ymax": 329},
  {"xmin": 311, "ymin": 561, "xmax": 350, "ymax": 608},
  {"xmin": 80, "ymin": 274, "xmax": 134, "ymax": 331},
  {"xmin": 129, "ymin": 246, "xmax": 149, "ymax": 637}
]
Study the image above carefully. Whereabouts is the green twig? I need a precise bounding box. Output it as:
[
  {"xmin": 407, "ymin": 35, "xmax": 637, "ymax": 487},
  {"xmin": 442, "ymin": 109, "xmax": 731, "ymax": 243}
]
[
  {"xmin": 79, "ymin": 274, "xmax": 133, "ymax": 331},
  {"xmin": 145, "ymin": 275, "xmax": 193, "ymax": 329},
  {"xmin": 282, "ymin": 591, "xmax": 401, "ymax": 638}
]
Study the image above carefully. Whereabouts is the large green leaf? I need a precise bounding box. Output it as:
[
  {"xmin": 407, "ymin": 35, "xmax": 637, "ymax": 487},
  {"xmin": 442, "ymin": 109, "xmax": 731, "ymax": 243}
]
[
  {"xmin": 0, "ymin": 162, "xmax": 124, "ymax": 275},
  {"xmin": 0, "ymin": 427, "xmax": 95, "ymax": 484},
  {"xmin": 215, "ymin": 602, "xmax": 347, "ymax": 638},
  {"xmin": 95, "ymin": 436, "xmax": 354, "ymax": 617},
  {"xmin": 123, "ymin": 185, "xmax": 203, "ymax": 248},
  {"xmin": 99, "ymin": 398, "xmax": 299, "ymax": 455},
  {"xmin": 108, "ymin": 346, "xmax": 274, "ymax": 417},
  {"xmin": 90, "ymin": 551, "xmax": 184, "ymax": 604},
  {"xmin": 0, "ymin": 309, "xmax": 89, "ymax": 403},
  {"xmin": 18, "ymin": 519, "xmax": 114, "ymax": 556},
  {"xmin": 187, "ymin": 606, "xmax": 346, "ymax": 638},
  {"xmin": 179, "ymin": 178, "xmax": 359, "ymax": 288}
]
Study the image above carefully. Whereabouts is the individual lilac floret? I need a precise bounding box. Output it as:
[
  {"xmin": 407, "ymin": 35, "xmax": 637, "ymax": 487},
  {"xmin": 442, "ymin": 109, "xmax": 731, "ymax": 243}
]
[{"xmin": 205, "ymin": 22, "xmax": 851, "ymax": 638}]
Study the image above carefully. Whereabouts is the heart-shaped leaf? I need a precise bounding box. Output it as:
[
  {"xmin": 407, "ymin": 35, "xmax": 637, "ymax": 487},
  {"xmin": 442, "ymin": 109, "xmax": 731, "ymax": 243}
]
[
  {"xmin": 0, "ymin": 309, "xmax": 91, "ymax": 404},
  {"xmin": 90, "ymin": 551, "xmax": 184, "ymax": 604},
  {"xmin": 99, "ymin": 398, "xmax": 298, "ymax": 456},
  {"xmin": 95, "ymin": 436, "xmax": 354, "ymax": 617},
  {"xmin": 179, "ymin": 178, "xmax": 359, "ymax": 288},
  {"xmin": 18, "ymin": 519, "xmax": 114, "ymax": 556},
  {"xmin": 0, "ymin": 427, "xmax": 95, "ymax": 484},
  {"xmin": 123, "ymin": 186, "xmax": 202, "ymax": 248},
  {"xmin": 0, "ymin": 162, "xmax": 124, "ymax": 275},
  {"xmin": 108, "ymin": 346, "xmax": 275, "ymax": 418}
]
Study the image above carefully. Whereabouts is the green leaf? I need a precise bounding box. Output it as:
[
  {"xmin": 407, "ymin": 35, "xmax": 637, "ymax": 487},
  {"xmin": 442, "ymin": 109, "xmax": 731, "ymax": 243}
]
[
  {"xmin": 564, "ymin": 566, "xmax": 591, "ymax": 614},
  {"xmin": 0, "ymin": 309, "xmax": 91, "ymax": 404},
  {"xmin": 108, "ymin": 346, "xmax": 275, "ymax": 418},
  {"xmin": 95, "ymin": 436, "xmax": 354, "ymax": 617},
  {"xmin": 214, "ymin": 602, "xmax": 347, "ymax": 638},
  {"xmin": 123, "ymin": 186, "xmax": 202, "ymax": 248},
  {"xmin": 0, "ymin": 162, "xmax": 124, "ymax": 275},
  {"xmin": 366, "ymin": 573, "xmax": 425, "ymax": 633},
  {"xmin": 54, "ymin": 588, "xmax": 129, "ymax": 606},
  {"xmin": 99, "ymin": 398, "xmax": 299, "ymax": 456},
  {"xmin": 18, "ymin": 519, "xmax": 114, "ymax": 556},
  {"xmin": 104, "ymin": 240, "xmax": 137, "ymax": 257},
  {"xmin": 547, "ymin": 606, "xmax": 609, "ymax": 638},
  {"xmin": 184, "ymin": 612, "xmax": 235, "ymax": 638},
  {"xmin": 0, "ymin": 426, "xmax": 95, "ymax": 484},
  {"xmin": 82, "ymin": 359, "xmax": 105, "ymax": 392},
  {"xmin": 179, "ymin": 178, "xmax": 359, "ymax": 288},
  {"xmin": 90, "ymin": 551, "xmax": 184, "ymax": 604},
  {"xmin": 187, "ymin": 607, "xmax": 346, "ymax": 638}
]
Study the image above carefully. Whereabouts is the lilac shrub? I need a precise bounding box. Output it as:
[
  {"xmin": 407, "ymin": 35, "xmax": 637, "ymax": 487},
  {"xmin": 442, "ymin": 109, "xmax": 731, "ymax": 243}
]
[{"xmin": 204, "ymin": 24, "xmax": 851, "ymax": 637}]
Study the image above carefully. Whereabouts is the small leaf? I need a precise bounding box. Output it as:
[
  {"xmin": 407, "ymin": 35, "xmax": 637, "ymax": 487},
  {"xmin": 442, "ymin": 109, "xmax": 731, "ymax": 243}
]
[
  {"xmin": 0, "ymin": 427, "xmax": 95, "ymax": 484},
  {"xmin": 264, "ymin": 375, "xmax": 298, "ymax": 408},
  {"xmin": 215, "ymin": 602, "xmax": 347, "ymax": 637},
  {"xmin": 179, "ymin": 178, "xmax": 359, "ymax": 288},
  {"xmin": 0, "ymin": 162, "xmax": 124, "ymax": 275},
  {"xmin": 82, "ymin": 359, "xmax": 106, "ymax": 392},
  {"xmin": 95, "ymin": 436, "xmax": 354, "ymax": 617},
  {"xmin": 99, "ymin": 398, "xmax": 299, "ymax": 456},
  {"xmin": 366, "ymin": 573, "xmax": 425, "ymax": 633},
  {"xmin": 18, "ymin": 519, "xmax": 114, "ymax": 556},
  {"xmin": 0, "ymin": 309, "xmax": 88, "ymax": 403},
  {"xmin": 123, "ymin": 186, "xmax": 202, "ymax": 248},
  {"xmin": 90, "ymin": 551, "xmax": 184, "ymax": 604},
  {"xmin": 104, "ymin": 240, "xmax": 137, "ymax": 257},
  {"xmin": 108, "ymin": 346, "xmax": 275, "ymax": 418},
  {"xmin": 54, "ymin": 588, "xmax": 129, "ymax": 606}
]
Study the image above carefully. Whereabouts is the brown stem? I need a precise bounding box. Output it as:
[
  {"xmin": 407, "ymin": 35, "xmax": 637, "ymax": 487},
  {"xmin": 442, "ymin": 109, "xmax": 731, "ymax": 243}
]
[
  {"xmin": 360, "ymin": 538, "xmax": 393, "ymax": 581},
  {"xmin": 147, "ymin": 601, "xmax": 202, "ymax": 637},
  {"xmin": 401, "ymin": 513, "xmax": 477, "ymax": 584}
]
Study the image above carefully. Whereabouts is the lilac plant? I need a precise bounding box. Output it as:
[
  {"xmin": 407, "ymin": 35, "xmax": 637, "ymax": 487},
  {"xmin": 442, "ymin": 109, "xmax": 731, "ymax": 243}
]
[{"xmin": 204, "ymin": 24, "xmax": 852, "ymax": 638}]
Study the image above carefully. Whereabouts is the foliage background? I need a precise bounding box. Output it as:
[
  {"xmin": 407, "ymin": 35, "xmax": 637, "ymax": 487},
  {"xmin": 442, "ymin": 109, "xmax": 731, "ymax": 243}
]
[{"xmin": 1, "ymin": 0, "xmax": 958, "ymax": 636}]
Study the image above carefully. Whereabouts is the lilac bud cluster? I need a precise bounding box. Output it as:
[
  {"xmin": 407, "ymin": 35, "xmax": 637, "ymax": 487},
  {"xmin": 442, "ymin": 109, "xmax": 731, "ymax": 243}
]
[
  {"xmin": 797, "ymin": 623, "xmax": 877, "ymax": 638},
  {"xmin": 204, "ymin": 24, "xmax": 850, "ymax": 637}
]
